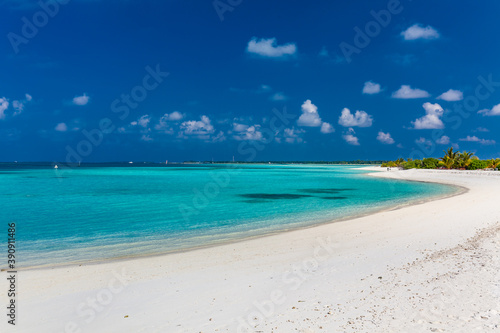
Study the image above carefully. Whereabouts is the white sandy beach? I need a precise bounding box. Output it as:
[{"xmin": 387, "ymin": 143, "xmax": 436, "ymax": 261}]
[{"xmin": 2, "ymin": 168, "xmax": 500, "ymax": 333}]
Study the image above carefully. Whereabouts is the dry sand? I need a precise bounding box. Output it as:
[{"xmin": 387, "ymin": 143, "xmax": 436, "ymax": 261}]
[{"xmin": 2, "ymin": 168, "xmax": 500, "ymax": 332}]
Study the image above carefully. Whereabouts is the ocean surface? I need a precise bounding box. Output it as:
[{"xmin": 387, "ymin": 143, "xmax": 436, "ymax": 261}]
[{"xmin": 0, "ymin": 163, "xmax": 456, "ymax": 268}]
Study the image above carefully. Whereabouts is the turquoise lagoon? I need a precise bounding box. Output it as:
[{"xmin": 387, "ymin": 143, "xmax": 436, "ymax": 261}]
[{"xmin": 0, "ymin": 164, "xmax": 456, "ymax": 268}]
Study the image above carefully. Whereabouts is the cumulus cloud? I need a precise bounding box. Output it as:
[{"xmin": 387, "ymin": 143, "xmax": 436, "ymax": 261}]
[
  {"xmin": 478, "ymin": 103, "xmax": 500, "ymax": 116},
  {"xmin": 155, "ymin": 111, "xmax": 184, "ymax": 132},
  {"xmin": 0, "ymin": 94, "xmax": 31, "ymax": 119},
  {"xmin": 392, "ymin": 85, "xmax": 430, "ymax": 99},
  {"xmin": 437, "ymin": 89, "xmax": 463, "ymax": 102},
  {"xmin": 297, "ymin": 100, "xmax": 322, "ymax": 127},
  {"xmin": 0, "ymin": 97, "xmax": 9, "ymax": 120},
  {"xmin": 412, "ymin": 102, "xmax": 445, "ymax": 129},
  {"xmin": 338, "ymin": 108, "xmax": 373, "ymax": 127},
  {"xmin": 181, "ymin": 115, "xmax": 215, "ymax": 136},
  {"xmin": 401, "ymin": 24, "xmax": 440, "ymax": 40},
  {"xmin": 283, "ymin": 127, "xmax": 305, "ymax": 143},
  {"xmin": 436, "ymin": 135, "xmax": 450, "ymax": 145},
  {"xmin": 376, "ymin": 131, "xmax": 395, "ymax": 144},
  {"xmin": 459, "ymin": 136, "xmax": 495, "ymax": 145},
  {"xmin": 232, "ymin": 122, "xmax": 249, "ymax": 132},
  {"xmin": 320, "ymin": 122, "xmax": 335, "ymax": 134},
  {"xmin": 362, "ymin": 81, "xmax": 381, "ymax": 95},
  {"xmin": 165, "ymin": 111, "xmax": 183, "ymax": 121},
  {"xmin": 55, "ymin": 122, "xmax": 68, "ymax": 132},
  {"xmin": 343, "ymin": 134, "xmax": 359, "ymax": 146},
  {"xmin": 233, "ymin": 125, "xmax": 263, "ymax": 141},
  {"xmin": 131, "ymin": 115, "xmax": 151, "ymax": 128},
  {"xmin": 246, "ymin": 37, "xmax": 297, "ymax": 58},
  {"xmin": 72, "ymin": 93, "xmax": 89, "ymax": 106}
]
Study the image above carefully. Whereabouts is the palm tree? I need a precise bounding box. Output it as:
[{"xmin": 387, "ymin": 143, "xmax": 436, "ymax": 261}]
[
  {"xmin": 439, "ymin": 147, "xmax": 458, "ymax": 169},
  {"xmin": 458, "ymin": 151, "xmax": 475, "ymax": 169},
  {"xmin": 443, "ymin": 147, "xmax": 458, "ymax": 160},
  {"xmin": 439, "ymin": 156, "xmax": 455, "ymax": 169},
  {"xmin": 487, "ymin": 158, "xmax": 500, "ymax": 170}
]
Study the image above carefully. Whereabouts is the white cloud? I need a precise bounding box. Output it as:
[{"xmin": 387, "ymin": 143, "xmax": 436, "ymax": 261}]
[
  {"xmin": 436, "ymin": 135, "xmax": 450, "ymax": 145},
  {"xmin": 270, "ymin": 92, "xmax": 287, "ymax": 101},
  {"xmin": 165, "ymin": 111, "xmax": 184, "ymax": 121},
  {"xmin": 377, "ymin": 131, "xmax": 395, "ymax": 144},
  {"xmin": 475, "ymin": 127, "xmax": 489, "ymax": 132},
  {"xmin": 297, "ymin": 100, "xmax": 322, "ymax": 127},
  {"xmin": 416, "ymin": 137, "xmax": 432, "ymax": 147},
  {"xmin": 232, "ymin": 122, "xmax": 249, "ymax": 132},
  {"xmin": 478, "ymin": 103, "xmax": 500, "ymax": 116},
  {"xmin": 155, "ymin": 112, "xmax": 183, "ymax": 133},
  {"xmin": 412, "ymin": 102, "xmax": 445, "ymax": 129},
  {"xmin": 140, "ymin": 134, "xmax": 153, "ymax": 142},
  {"xmin": 283, "ymin": 127, "xmax": 305, "ymax": 143},
  {"xmin": 459, "ymin": 136, "xmax": 495, "ymax": 145},
  {"xmin": 11, "ymin": 93, "xmax": 32, "ymax": 116},
  {"xmin": 181, "ymin": 115, "xmax": 215, "ymax": 136},
  {"xmin": 401, "ymin": 24, "xmax": 440, "ymax": 40},
  {"xmin": 12, "ymin": 100, "xmax": 24, "ymax": 114},
  {"xmin": 338, "ymin": 108, "xmax": 373, "ymax": 127},
  {"xmin": 437, "ymin": 89, "xmax": 463, "ymax": 102},
  {"xmin": 233, "ymin": 125, "xmax": 263, "ymax": 141},
  {"xmin": 246, "ymin": 37, "xmax": 297, "ymax": 58},
  {"xmin": 55, "ymin": 122, "xmax": 68, "ymax": 132},
  {"xmin": 362, "ymin": 81, "xmax": 381, "ymax": 95},
  {"xmin": 131, "ymin": 115, "xmax": 151, "ymax": 128},
  {"xmin": 0, "ymin": 97, "xmax": 9, "ymax": 120},
  {"xmin": 392, "ymin": 85, "xmax": 430, "ymax": 99},
  {"xmin": 211, "ymin": 131, "xmax": 226, "ymax": 143},
  {"xmin": 343, "ymin": 134, "xmax": 360, "ymax": 146},
  {"xmin": 320, "ymin": 122, "xmax": 335, "ymax": 134},
  {"xmin": 72, "ymin": 93, "xmax": 89, "ymax": 106}
]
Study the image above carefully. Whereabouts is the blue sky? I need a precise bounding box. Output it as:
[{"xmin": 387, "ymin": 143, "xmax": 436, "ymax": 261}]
[{"xmin": 1, "ymin": 0, "xmax": 500, "ymax": 162}]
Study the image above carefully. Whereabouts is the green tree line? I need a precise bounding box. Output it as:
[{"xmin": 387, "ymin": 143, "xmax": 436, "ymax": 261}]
[{"xmin": 381, "ymin": 147, "xmax": 500, "ymax": 170}]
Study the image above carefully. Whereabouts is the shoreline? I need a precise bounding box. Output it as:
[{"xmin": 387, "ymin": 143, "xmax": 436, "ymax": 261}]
[
  {"xmin": 3, "ymin": 168, "xmax": 500, "ymax": 332},
  {"xmin": 9, "ymin": 167, "xmax": 465, "ymax": 272}
]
